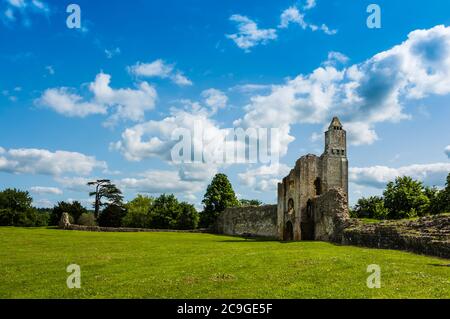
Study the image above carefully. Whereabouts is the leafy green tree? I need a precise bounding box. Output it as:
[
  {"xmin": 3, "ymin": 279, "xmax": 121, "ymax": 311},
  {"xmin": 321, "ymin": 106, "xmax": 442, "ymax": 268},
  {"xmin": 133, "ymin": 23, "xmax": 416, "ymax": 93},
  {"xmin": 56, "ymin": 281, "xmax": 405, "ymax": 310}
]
[
  {"xmin": 176, "ymin": 202, "xmax": 199, "ymax": 230},
  {"xmin": 122, "ymin": 195, "xmax": 154, "ymax": 228},
  {"xmin": 50, "ymin": 201, "xmax": 87, "ymax": 226},
  {"xmin": 200, "ymin": 173, "xmax": 239, "ymax": 228},
  {"xmin": 383, "ymin": 176, "xmax": 430, "ymax": 219},
  {"xmin": 87, "ymin": 180, "xmax": 123, "ymax": 218},
  {"xmin": 0, "ymin": 188, "xmax": 32, "ymax": 211},
  {"xmin": 239, "ymin": 199, "xmax": 263, "ymax": 207},
  {"xmin": 353, "ymin": 196, "xmax": 389, "ymax": 220},
  {"xmin": 98, "ymin": 204, "xmax": 126, "ymax": 227},
  {"xmin": 151, "ymin": 194, "xmax": 181, "ymax": 229}
]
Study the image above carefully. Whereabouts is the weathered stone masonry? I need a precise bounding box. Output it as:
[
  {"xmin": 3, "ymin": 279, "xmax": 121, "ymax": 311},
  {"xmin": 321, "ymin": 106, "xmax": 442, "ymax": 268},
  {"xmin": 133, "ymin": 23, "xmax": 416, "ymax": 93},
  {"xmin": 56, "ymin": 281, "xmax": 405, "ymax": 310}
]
[
  {"xmin": 218, "ymin": 117, "xmax": 350, "ymax": 241},
  {"xmin": 216, "ymin": 116, "xmax": 450, "ymax": 259},
  {"xmin": 216, "ymin": 205, "xmax": 278, "ymax": 238}
]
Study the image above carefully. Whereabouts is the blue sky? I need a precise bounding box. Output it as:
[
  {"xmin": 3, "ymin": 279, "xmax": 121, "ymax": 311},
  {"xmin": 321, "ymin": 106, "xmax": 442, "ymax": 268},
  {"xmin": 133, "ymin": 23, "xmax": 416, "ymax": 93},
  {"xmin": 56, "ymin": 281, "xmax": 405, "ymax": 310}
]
[{"xmin": 1, "ymin": 0, "xmax": 450, "ymax": 209}]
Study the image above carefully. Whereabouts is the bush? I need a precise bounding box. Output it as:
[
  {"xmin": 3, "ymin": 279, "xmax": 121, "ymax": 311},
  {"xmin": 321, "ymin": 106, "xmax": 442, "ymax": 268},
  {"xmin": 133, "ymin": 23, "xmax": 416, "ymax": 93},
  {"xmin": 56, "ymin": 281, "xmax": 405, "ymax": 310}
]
[
  {"xmin": 77, "ymin": 213, "xmax": 96, "ymax": 226},
  {"xmin": 98, "ymin": 204, "xmax": 126, "ymax": 227},
  {"xmin": 353, "ymin": 196, "xmax": 388, "ymax": 220},
  {"xmin": 0, "ymin": 208, "xmax": 49, "ymax": 227}
]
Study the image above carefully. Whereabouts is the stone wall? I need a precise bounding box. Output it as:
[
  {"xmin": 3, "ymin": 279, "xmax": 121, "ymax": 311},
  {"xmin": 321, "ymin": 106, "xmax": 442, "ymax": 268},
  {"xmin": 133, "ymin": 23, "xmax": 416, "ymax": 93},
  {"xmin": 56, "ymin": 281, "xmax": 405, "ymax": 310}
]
[
  {"xmin": 342, "ymin": 214, "xmax": 450, "ymax": 259},
  {"xmin": 313, "ymin": 188, "xmax": 350, "ymax": 242},
  {"xmin": 216, "ymin": 205, "xmax": 278, "ymax": 238}
]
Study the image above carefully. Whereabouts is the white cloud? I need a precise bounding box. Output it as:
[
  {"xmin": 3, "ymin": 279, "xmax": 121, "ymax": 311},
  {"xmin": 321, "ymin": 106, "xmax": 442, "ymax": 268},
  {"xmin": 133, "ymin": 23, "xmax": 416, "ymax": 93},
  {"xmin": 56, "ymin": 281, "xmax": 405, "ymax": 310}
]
[
  {"xmin": 90, "ymin": 73, "xmax": 157, "ymax": 125},
  {"xmin": 54, "ymin": 176, "xmax": 92, "ymax": 192},
  {"xmin": 30, "ymin": 186, "xmax": 63, "ymax": 195},
  {"xmin": 304, "ymin": 0, "xmax": 316, "ymax": 10},
  {"xmin": 350, "ymin": 163, "xmax": 450, "ymax": 189},
  {"xmin": 323, "ymin": 51, "xmax": 349, "ymax": 67},
  {"xmin": 128, "ymin": 59, "xmax": 193, "ymax": 86},
  {"xmin": 120, "ymin": 169, "xmax": 204, "ymax": 196},
  {"xmin": 445, "ymin": 145, "xmax": 450, "ymax": 158},
  {"xmin": 112, "ymin": 107, "xmax": 223, "ymax": 162},
  {"xmin": 104, "ymin": 47, "xmax": 121, "ymax": 59},
  {"xmin": 226, "ymin": 14, "xmax": 277, "ymax": 52},
  {"xmin": 278, "ymin": 6, "xmax": 337, "ymax": 35},
  {"xmin": 279, "ymin": 6, "xmax": 307, "ymax": 29},
  {"xmin": 37, "ymin": 87, "xmax": 107, "ymax": 117},
  {"xmin": 0, "ymin": 146, "xmax": 106, "ymax": 176},
  {"xmin": 236, "ymin": 25, "xmax": 450, "ymax": 149},
  {"xmin": 201, "ymin": 88, "xmax": 228, "ymax": 114},
  {"xmin": 238, "ymin": 163, "xmax": 290, "ymax": 192},
  {"xmin": 2, "ymin": 0, "xmax": 49, "ymax": 26},
  {"xmin": 37, "ymin": 72, "xmax": 157, "ymax": 124}
]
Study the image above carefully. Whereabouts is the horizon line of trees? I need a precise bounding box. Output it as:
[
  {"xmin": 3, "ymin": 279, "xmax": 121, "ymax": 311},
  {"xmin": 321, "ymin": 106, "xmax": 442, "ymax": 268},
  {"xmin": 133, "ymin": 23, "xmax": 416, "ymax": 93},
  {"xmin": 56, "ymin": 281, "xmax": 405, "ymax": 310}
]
[
  {"xmin": 0, "ymin": 174, "xmax": 263, "ymax": 229},
  {"xmin": 351, "ymin": 173, "xmax": 450, "ymax": 220},
  {"xmin": 1, "ymin": 172, "xmax": 449, "ymax": 228}
]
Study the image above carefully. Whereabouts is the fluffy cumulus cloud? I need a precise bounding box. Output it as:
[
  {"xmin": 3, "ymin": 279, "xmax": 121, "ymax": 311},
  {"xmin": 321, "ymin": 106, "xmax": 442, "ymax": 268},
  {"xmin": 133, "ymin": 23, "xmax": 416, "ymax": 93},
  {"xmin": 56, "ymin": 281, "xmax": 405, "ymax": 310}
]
[
  {"xmin": 238, "ymin": 163, "xmax": 291, "ymax": 192},
  {"xmin": 37, "ymin": 72, "xmax": 157, "ymax": 125},
  {"xmin": 350, "ymin": 163, "xmax": 450, "ymax": 189},
  {"xmin": 236, "ymin": 25, "xmax": 450, "ymax": 149},
  {"xmin": 30, "ymin": 186, "xmax": 63, "ymax": 195},
  {"xmin": 445, "ymin": 145, "xmax": 450, "ymax": 158},
  {"xmin": 128, "ymin": 59, "xmax": 192, "ymax": 86},
  {"xmin": 226, "ymin": 14, "xmax": 277, "ymax": 52},
  {"xmin": 0, "ymin": 146, "xmax": 106, "ymax": 176},
  {"xmin": 2, "ymin": 0, "xmax": 49, "ymax": 26},
  {"xmin": 111, "ymin": 108, "xmax": 216, "ymax": 162},
  {"xmin": 201, "ymin": 88, "xmax": 228, "ymax": 114}
]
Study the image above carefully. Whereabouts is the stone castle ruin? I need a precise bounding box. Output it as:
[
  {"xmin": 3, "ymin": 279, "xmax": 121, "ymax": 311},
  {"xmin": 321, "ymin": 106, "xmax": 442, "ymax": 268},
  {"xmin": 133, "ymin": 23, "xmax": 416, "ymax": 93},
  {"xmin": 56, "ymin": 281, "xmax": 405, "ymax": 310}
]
[{"xmin": 217, "ymin": 117, "xmax": 351, "ymax": 241}]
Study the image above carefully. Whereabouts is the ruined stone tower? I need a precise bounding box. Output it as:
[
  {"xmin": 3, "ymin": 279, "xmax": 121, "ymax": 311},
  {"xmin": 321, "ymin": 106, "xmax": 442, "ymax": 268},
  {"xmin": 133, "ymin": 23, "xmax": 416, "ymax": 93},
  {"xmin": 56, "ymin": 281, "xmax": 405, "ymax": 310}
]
[{"xmin": 277, "ymin": 117, "xmax": 349, "ymax": 241}]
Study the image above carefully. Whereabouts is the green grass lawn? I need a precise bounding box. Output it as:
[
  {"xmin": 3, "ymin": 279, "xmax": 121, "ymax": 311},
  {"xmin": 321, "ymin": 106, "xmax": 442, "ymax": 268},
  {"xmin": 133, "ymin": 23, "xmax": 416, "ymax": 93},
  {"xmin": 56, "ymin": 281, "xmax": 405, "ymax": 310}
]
[{"xmin": 0, "ymin": 227, "xmax": 449, "ymax": 299}]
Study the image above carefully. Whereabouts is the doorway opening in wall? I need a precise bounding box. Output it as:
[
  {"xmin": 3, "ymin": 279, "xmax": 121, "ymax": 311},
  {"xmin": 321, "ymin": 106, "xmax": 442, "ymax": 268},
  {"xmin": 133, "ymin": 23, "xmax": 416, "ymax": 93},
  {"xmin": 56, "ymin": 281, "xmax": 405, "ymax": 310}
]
[
  {"xmin": 284, "ymin": 221, "xmax": 294, "ymax": 241},
  {"xmin": 301, "ymin": 200, "xmax": 315, "ymax": 240}
]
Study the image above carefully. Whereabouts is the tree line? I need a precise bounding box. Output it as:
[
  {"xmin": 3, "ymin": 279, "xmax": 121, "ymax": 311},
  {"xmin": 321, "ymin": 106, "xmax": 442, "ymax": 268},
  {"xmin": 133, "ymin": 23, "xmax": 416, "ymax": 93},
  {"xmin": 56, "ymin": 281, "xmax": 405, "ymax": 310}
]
[
  {"xmin": 0, "ymin": 173, "xmax": 261, "ymax": 229},
  {"xmin": 351, "ymin": 173, "xmax": 450, "ymax": 220},
  {"xmin": 3, "ymin": 172, "xmax": 448, "ymax": 229}
]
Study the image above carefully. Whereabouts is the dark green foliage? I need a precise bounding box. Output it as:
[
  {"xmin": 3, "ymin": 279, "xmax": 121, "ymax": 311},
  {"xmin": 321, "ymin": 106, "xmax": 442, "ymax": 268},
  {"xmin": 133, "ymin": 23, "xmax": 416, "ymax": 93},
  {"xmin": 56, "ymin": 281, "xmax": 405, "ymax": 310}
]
[
  {"xmin": 0, "ymin": 188, "xmax": 32, "ymax": 212},
  {"xmin": 151, "ymin": 194, "xmax": 182, "ymax": 229},
  {"xmin": 50, "ymin": 201, "xmax": 87, "ymax": 226},
  {"xmin": 200, "ymin": 174, "xmax": 239, "ymax": 228},
  {"xmin": 239, "ymin": 199, "xmax": 263, "ymax": 207},
  {"xmin": 353, "ymin": 173, "xmax": 450, "ymax": 220},
  {"xmin": 0, "ymin": 189, "xmax": 48, "ymax": 226},
  {"xmin": 176, "ymin": 202, "xmax": 199, "ymax": 230},
  {"xmin": 87, "ymin": 180, "xmax": 123, "ymax": 218},
  {"xmin": 98, "ymin": 204, "xmax": 126, "ymax": 227},
  {"xmin": 121, "ymin": 194, "xmax": 199, "ymax": 230},
  {"xmin": 383, "ymin": 176, "xmax": 430, "ymax": 219},
  {"xmin": 353, "ymin": 196, "xmax": 388, "ymax": 219}
]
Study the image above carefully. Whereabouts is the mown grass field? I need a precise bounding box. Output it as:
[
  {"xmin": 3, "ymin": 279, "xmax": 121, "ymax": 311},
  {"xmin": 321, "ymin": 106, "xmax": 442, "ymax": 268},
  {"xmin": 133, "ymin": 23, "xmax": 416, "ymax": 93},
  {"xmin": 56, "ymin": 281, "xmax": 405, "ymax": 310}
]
[{"xmin": 0, "ymin": 227, "xmax": 449, "ymax": 299}]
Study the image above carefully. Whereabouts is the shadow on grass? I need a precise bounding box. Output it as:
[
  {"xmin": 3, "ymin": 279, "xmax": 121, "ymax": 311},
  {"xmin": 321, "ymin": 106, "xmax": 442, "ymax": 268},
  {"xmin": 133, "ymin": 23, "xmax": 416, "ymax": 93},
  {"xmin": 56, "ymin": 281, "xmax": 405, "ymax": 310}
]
[{"xmin": 428, "ymin": 263, "xmax": 450, "ymax": 267}]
